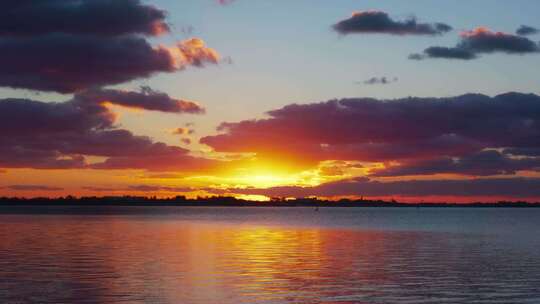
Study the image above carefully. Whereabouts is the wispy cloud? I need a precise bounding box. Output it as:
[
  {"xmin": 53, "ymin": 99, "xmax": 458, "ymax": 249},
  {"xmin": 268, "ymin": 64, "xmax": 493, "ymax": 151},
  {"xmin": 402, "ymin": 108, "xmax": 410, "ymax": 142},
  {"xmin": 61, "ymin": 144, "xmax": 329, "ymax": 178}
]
[
  {"xmin": 4, "ymin": 185, "xmax": 63, "ymax": 191},
  {"xmin": 516, "ymin": 25, "xmax": 539, "ymax": 36},
  {"xmin": 358, "ymin": 76, "xmax": 398, "ymax": 85}
]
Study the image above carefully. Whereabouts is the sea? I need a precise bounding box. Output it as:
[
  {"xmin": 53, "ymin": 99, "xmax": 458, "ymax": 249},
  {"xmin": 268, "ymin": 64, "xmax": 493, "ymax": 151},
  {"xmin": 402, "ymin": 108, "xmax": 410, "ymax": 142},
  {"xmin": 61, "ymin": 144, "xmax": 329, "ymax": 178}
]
[{"xmin": 1, "ymin": 206, "xmax": 539, "ymax": 303}]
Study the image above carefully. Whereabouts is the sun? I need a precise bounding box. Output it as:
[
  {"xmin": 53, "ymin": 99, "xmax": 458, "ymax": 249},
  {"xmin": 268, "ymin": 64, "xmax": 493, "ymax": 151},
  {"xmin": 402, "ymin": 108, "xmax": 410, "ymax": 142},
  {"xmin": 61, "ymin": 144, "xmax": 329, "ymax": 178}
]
[{"xmin": 230, "ymin": 172, "xmax": 298, "ymax": 188}]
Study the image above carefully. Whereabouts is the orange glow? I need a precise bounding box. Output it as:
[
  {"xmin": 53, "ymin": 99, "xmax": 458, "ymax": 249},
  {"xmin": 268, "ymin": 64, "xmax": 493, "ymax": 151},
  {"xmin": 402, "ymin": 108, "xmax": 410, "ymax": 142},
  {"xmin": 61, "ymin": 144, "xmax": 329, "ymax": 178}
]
[
  {"xmin": 150, "ymin": 20, "xmax": 169, "ymax": 36},
  {"xmin": 351, "ymin": 10, "xmax": 383, "ymax": 17},
  {"xmin": 161, "ymin": 38, "xmax": 220, "ymax": 70},
  {"xmin": 460, "ymin": 27, "xmax": 507, "ymax": 37}
]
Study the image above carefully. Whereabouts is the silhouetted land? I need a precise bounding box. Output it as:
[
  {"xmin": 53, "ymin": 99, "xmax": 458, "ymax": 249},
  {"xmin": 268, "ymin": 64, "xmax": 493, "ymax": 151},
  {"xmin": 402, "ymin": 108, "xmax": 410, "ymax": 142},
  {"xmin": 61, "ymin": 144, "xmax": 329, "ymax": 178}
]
[{"xmin": 0, "ymin": 196, "xmax": 539, "ymax": 208}]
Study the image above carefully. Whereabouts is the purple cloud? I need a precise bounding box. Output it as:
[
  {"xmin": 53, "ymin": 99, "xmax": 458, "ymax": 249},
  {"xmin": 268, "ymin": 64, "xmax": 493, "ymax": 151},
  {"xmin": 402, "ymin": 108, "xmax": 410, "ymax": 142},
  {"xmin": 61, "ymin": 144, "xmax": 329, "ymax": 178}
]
[
  {"xmin": 0, "ymin": 0, "xmax": 220, "ymax": 93},
  {"xmin": 4, "ymin": 185, "xmax": 64, "ymax": 191},
  {"xmin": 371, "ymin": 150, "xmax": 540, "ymax": 177},
  {"xmin": 0, "ymin": 88, "xmax": 215, "ymax": 171},
  {"xmin": 222, "ymin": 177, "xmax": 540, "ymax": 200},
  {"xmin": 0, "ymin": 35, "xmax": 219, "ymax": 93},
  {"xmin": 0, "ymin": 0, "xmax": 169, "ymax": 37},
  {"xmin": 202, "ymin": 93, "xmax": 540, "ymax": 171}
]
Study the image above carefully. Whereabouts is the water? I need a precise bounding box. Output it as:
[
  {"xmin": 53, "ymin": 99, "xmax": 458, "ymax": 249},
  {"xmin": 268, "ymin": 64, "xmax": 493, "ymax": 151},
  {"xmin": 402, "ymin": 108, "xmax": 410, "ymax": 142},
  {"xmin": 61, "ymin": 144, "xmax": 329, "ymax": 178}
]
[{"xmin": 1, "ymin": 206, "xmax": 539, "ymax": 303}]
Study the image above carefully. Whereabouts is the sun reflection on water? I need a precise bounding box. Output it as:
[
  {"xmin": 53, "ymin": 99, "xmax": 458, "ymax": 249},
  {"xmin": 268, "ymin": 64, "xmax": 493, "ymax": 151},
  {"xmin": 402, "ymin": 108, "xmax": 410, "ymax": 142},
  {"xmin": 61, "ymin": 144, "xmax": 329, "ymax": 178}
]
[{"xmin": 2, "ymin": 209, "xmax": 540, "ymax": 303}]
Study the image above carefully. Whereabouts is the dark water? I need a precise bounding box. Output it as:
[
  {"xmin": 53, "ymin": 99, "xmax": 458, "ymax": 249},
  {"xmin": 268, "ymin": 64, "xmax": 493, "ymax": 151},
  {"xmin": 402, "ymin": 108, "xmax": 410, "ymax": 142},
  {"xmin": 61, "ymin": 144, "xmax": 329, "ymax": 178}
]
[{"xmin": 1, "ymin": 207, "xmax": 539, "ymax": 303}]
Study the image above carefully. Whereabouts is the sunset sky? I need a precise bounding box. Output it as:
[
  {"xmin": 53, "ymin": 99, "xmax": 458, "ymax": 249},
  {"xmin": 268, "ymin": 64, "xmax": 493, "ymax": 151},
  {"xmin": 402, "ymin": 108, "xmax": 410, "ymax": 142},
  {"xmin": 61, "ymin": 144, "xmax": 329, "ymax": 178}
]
[{"xmin": 1, "ymin": 0, "xmax": 540, "ymax": 202}]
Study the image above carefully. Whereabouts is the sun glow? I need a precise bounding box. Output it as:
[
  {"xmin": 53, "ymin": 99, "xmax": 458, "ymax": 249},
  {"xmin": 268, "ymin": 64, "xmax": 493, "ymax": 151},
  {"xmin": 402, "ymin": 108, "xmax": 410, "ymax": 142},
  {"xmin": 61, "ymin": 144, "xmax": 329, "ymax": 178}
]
[{"xmin": 231, "ymin": 173, "xmax": 298, "ymax": 188}]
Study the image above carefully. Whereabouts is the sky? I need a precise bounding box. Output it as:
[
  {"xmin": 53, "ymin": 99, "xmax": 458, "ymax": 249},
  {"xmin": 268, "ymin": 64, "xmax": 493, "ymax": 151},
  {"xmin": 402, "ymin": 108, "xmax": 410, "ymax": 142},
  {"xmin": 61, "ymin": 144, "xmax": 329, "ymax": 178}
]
[{"xmin": 1, "ymin": 0, "xmax": 540, "ymax": 202}]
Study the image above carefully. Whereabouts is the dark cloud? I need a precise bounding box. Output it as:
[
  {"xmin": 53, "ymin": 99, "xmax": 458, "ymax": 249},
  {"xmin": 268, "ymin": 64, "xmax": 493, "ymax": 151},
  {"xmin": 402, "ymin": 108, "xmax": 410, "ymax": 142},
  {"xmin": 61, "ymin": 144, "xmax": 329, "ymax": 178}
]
[
  {"xmin": 504, "ymin": 148, "xmax": 540, "ymax": 157},
  {"xmin": 420, "ymin": 47, "xmax": 477, "ymax": 60},
  {"xmin": 0, "ymin": 0, "xmax": 169, "ymax": 37},
  {"xmin": 360, "ymin": 77, "xmax": 398, "ymax": 85},
  {"xmin": 202, "ymin": 92, "xmax": 540, "ymax": 174},
  {"xmin": 4, "ymin": 185, "xmax": 64, "ymax": 191},
  {"xmin": 82, "ymin": 186, "xmax": 120, "ymax": 192},
  {"xmin": 459, "ymin": 28, "xmax": 540, "ymax": 53},
  {"xmin": 89, "ymin": 145, "xmax": 217, "ymax": 172},
  {"xmin": 516, "ymin": 25, "xmax": 539, "ymax": 36},
  {"xmin": 333, "ymin": 11, "xmax": 452, "ymax": 36},
  {"xmin": 78, "ymin": 87, "xmax": 204, "ymax": 114},
  {"xmin": 0, "ymin": 0, "xmax": 221, "ymax": 174},
  {"xmin": 412, "ymin": 27, "xmax": 540, "ymax": 60},
  {"xmin": 223, "ymin": 177, "xmax": 540, "ymax": 199},
  {"xmin": 0, "ymin": 0, "xmax": 220, "ymax": 93},
  {"xmin": 371, "ymin": 150, "xmax": 540, "ymax": 177},
  {"xmin": 0, "ymin": 89, "xmax": 215, "ymax": 171},
  {"xmin": 0, "ymin": 35, "xmax": 219, "ymax": 93},
  {"xmin": 81, "ymin": 185, "xmax": 194, "ymax": 193}
]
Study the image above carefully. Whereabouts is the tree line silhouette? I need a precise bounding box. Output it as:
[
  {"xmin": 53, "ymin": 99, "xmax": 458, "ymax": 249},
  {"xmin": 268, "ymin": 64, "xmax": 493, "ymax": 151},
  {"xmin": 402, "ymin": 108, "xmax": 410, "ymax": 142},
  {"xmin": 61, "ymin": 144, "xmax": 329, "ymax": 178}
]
[{"xmin": 0, "ymin": 195, "xmax": 538, "ymax": 208}]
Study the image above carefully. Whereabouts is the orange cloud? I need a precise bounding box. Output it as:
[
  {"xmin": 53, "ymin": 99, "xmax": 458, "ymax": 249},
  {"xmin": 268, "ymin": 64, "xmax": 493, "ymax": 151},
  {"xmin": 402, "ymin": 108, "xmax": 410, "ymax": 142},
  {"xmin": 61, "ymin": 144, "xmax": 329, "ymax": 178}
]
[
  {"xmin": 163, "ymin": 38, "xmax": 220, "ymax": 70},
  {"xmin": 460, "ymin": 27, "xmax": 502, "ymax": 38},
  {"xmin": 172, "ymin": 127, "xmax": 195, "ymax": 135}
]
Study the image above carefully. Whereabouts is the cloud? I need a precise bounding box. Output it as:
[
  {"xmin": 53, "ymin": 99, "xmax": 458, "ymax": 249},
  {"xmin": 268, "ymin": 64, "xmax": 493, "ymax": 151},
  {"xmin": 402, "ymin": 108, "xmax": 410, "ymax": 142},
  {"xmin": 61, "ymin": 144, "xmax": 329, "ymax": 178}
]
[
  {"xmin": 504, "ymin": 148, "xmax": 540, "ymax": 157},
  {"xmin": 0, "ymin": 88, "xmax": 216, "ymax": 171},
  {"xmin": 81, "ymin": 185, "xmax": 198, "ymax": 194},
  {"xmin": 0, "ymin": 0, "xmax": 220, "ymax": 93},
  {"xmin": 172, "ymin": 127, "xmax": 196, "ymax": 135},
  {"xmin": 0, "ymin": 35, "xmax": 219, "ymax": 93},
  {"xmin": 202, "ymin": 92, "xmax": 540, "ymax": 174},
  {"xmin": 82, "ymin": 185, "xmax": 195, "ymax": 193},
  {"xmin": 516, "ymin": 25, "xmax": 539, "ymax": 36},
  {"xmin": 319, "ymin": 166, "xmax": 345, "ymax": 177},
  {"xmin": 171, "ymin": 38, "xmax": 221, "ymax": 68},
  {"xmin": 360, "ymin": 77, "xmax": 398, "ymax": 85},
  {"xmin": 78, "ymin": 87, "xmax": 204, "ymax": 114},
  {"xmin": 89, "ymin": 146, "xmax": 217, "ymax": 172},
  {"xmin": 81, "ymin": 185, "xmax": 194, "ymax": 193},
  {"xmin": 127, "ymin": 185, "xmax": 194, "ymax": 192},
  {"xmin": 82, "ymin": 186, "xmax": 120, "ymax": 192},
  {"xmin": 459, "ymin": 27, "xmax": 540, "ymax": 53},
  {"xmin": 411, "ymin": 47, "xmax": 477, "ymax": 60},
  {"xmin": 412, "ymin": 27, "xmax": 540, "ymax": 60},
  {"xmin": 142, "ymin": 173, "xmax": 184, "ymax": 179},
  {"xmin": 221, "ymin": 177, "xmax": 540, "ymax": 199},
  {"xmin": 4, "ymin": 185, "xmax": 64, "ymax": 191},
  {"xmin": 333, "ymin": 10, "xmax": 452, "ymax": 36},
  {"xmin": 371, "ymin": 150, "xmax": 540, "ymax": 177},
  {"xmin": 0, "ymin": 0, "xmax": 169, "ymax": 37}
]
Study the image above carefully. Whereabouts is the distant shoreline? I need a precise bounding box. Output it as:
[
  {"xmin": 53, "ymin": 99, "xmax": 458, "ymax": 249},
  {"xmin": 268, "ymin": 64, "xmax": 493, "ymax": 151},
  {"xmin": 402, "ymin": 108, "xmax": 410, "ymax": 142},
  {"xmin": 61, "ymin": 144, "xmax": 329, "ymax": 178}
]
[{"xmin": 1, "ymin": 197, "xmax": 539, "ymax": 208}]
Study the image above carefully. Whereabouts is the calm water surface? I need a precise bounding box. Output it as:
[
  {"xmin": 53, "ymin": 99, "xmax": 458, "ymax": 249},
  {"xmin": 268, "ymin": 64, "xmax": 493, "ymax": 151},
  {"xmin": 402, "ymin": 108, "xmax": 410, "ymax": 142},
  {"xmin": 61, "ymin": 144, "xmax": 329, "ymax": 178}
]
[{"xmin": 1, "ymin": 207, "xmax": 539, "ymax": 303}]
